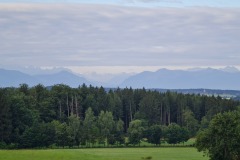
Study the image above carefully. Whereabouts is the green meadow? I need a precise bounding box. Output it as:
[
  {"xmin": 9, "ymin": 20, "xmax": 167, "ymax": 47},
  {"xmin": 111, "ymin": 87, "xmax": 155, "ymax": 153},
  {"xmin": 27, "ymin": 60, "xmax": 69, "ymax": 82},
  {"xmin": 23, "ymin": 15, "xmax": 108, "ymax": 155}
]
[{"xmin": 0, "ymin": 148, "xmax": 208, "ymax": 160}]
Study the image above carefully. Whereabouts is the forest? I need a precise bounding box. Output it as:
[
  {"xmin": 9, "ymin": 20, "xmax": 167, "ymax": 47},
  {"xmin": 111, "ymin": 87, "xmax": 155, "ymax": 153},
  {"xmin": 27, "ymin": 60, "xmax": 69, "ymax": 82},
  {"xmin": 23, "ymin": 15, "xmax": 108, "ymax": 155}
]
[{"xmin": 0, "ymin": 83, "xmax": 239, "ymax": 149}]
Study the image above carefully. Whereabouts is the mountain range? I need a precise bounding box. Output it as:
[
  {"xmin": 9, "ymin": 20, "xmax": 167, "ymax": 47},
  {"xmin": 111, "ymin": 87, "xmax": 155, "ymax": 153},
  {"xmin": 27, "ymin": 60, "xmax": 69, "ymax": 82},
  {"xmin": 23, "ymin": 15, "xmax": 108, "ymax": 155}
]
[
  {"xmin": 0, "ymin": 69, "xmax": 90, "ymax": 88},
  {"xmin": 0, "ymin": 67, "xmax": 240, "ymax": 90},
  {"xmin": 120, "ymin": 67, "xmax": 240, "ymax": 90}
]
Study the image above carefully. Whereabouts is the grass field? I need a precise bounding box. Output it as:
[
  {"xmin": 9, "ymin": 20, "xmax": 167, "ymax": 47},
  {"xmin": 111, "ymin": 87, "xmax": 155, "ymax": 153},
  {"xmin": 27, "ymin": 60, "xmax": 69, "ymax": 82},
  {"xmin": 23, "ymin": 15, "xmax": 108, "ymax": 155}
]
[{"xmin": 0, "ymin": 148, "xmax": 208, "ymax": 160}]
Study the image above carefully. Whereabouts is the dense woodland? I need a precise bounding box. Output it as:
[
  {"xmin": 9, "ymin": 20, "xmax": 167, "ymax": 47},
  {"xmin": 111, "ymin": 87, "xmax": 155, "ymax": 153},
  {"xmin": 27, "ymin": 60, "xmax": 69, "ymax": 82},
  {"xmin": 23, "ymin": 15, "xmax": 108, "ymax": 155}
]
[{"xmin": 0, "ymin": 83, "xmax": 239, "ymax": 149}]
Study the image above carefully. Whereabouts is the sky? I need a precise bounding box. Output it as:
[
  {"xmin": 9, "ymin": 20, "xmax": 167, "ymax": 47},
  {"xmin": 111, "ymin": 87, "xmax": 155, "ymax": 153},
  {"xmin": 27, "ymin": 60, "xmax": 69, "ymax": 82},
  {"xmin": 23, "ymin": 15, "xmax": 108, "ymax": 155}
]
[
  {"xmin": 1, "ymin": 0, "xmax": 240, "ymax": 8},
  {"xmin": 0, "ymin": 0, "xmax": 240, "ymax": 74}
]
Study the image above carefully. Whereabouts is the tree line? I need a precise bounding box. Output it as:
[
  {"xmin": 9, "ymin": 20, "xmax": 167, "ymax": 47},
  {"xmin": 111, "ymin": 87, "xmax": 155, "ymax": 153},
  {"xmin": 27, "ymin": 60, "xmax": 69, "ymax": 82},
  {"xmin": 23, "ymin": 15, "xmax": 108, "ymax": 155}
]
[{"xmin": 0, "ymin": 83, "xmax": 239, "ymax": 148}]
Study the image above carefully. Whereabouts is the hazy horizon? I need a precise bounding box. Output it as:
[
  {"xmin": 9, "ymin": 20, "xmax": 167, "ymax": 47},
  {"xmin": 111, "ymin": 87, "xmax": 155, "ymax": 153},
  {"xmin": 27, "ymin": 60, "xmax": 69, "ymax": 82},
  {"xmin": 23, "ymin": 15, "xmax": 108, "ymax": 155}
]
[{"xmin": 1, "ymin": 65, "xmax": 239, "ymax": 75}]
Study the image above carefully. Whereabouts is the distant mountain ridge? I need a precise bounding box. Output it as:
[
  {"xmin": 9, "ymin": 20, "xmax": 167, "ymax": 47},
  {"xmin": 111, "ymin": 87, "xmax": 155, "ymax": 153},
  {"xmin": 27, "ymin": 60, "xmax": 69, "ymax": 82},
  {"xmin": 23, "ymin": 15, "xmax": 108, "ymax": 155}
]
[
  {"xmin": 35, "ymin": 70, "xmax": 91, "ymax": 87},
  {"xmin": 0, "ymin": 69, "xmax": 90, "ymax": 88},
  {"xmin": 120, "ymin": 67, "xmax": 240, "ymax": 90},
  {"xmin": 1, "ymin": 67, "xmax": 240, "ymax": 90},
  {"xmin": 0, "ymin": 68, "xmax": 39, "ymax": 87}
]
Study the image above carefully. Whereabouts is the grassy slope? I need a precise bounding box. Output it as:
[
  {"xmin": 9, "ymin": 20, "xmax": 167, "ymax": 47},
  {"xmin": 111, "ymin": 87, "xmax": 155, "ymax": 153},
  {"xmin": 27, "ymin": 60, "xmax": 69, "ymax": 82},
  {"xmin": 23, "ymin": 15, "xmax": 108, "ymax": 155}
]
[{"xmin": 0, "ymin": 148, "xmax": 208, "ymax": 160}]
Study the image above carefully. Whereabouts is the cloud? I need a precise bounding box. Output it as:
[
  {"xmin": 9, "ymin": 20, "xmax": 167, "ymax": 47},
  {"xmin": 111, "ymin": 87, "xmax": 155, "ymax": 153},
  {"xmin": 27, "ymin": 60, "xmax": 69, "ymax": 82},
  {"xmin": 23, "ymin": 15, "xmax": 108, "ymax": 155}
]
[{"xmin": 0, "ymin": 4, "xmax": 240, "ymax": 70}]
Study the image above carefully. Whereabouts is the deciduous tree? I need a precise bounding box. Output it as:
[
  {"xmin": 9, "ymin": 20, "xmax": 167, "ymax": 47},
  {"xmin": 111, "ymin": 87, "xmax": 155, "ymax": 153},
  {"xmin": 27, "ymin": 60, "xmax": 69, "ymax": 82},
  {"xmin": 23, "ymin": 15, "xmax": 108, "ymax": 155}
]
[{"xmin": 196, "ymin": 111, "xmax": 240, "ymax": 160}]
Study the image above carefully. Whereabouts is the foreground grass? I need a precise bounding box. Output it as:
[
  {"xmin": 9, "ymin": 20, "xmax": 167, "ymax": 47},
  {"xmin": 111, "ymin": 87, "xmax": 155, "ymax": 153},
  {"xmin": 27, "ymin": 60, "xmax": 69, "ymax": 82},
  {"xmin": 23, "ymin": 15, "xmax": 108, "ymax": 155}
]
[{"xmin": 0, "ymin": 148, "xmax": 208, "ymax": 160}]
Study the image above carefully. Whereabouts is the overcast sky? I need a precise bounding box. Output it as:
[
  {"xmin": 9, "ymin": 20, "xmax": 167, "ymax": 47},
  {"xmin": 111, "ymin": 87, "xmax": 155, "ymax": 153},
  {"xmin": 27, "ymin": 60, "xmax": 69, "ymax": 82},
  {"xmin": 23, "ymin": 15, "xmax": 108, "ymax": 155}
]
[{"xmin": 0, "ymin": 0, "xmax": 240, "ymax": 74}]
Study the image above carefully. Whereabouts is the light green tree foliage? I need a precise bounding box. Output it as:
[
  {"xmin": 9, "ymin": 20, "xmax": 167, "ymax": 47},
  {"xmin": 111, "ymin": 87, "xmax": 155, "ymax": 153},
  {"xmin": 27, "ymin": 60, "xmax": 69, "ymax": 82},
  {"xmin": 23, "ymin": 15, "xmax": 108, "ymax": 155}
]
[
  {"xmin": 83, "ymin": 108, "xmax": 98, "ymax": 146},
  {"xmin": 115, "ymin": 119, "xmax": 125, "ymax": 145},
  {"xmin": 51, "ymin": 120, "xmax": 69, "ymax": 148},
  {"xmin": 116, "ymin": 119, "xmax": 124, "ymax": 132},
  {"xmin": 196, "ymin": 111, "xmax": 240, "ymax": 160},
  {"xmin": 67, "ymin": 115, "xmax": 81, "ymax": 147},
  {"xmin": 182, "ymin": 109, "xmax": 199, "ymax": 137},
  {"xmin": 97, "ymin": 111, "xmax": 115, "ymax": 146},
  {"xmin": 127, "ymin": 120, "xmax": 145, "ymax": 146}
]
